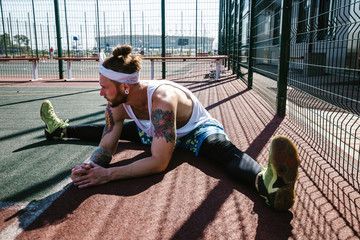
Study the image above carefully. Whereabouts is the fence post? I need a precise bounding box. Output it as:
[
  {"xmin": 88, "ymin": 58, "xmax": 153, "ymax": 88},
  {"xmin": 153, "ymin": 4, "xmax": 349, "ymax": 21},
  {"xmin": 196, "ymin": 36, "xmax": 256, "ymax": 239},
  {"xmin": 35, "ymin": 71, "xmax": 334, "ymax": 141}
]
[
  {"xmin": 47, "ymin": 13, "xmax": 51, "ymax": 57},
  {"xmin": 142, "ymin": 11, "xmax": 144, "ymax": 52},
  {"xmin": 85, "ymin": 12, "xmax": 88, "ymax": 56},
  {"xmin": 236, "ymin": 1, "xmax": 241, "ymax": 79},
  {"xmin": 129, "ymin": 0, "xmax": 132, "ymax": 46},
  {"xmin": 0, "ymin": 0, "xmax": 8, "ymax": 57},
  {"xmin": 103, "ymin": 12, "xmax": 106, "ymax": 53},
  {"xmin": 195, "ymin": 0, "xmax": 198, "ymax": 57},
  {"xmin": 247, "ymin": 0, "xmax": 255, "ymax": 89},
  {"xmin": 9, "ymin": 13, "xmax": 14, "ymax": 57},
  {"xmin": 64, "ymin": 0, "xmax": 70, "ymax": 56},
  {"xmin": 276, "ymin": 0, "xmax": 292, "ymax": 117},
  {"xmin": 217, "ymin": 0, "xmax": 223, "ymax": 55},
  {"xmin": 96, "ymin": 0, "xmax": 100, "ymax": 53},
  {"xmin": 17, "ymin": 19, "xmax": 21, "ymax": 55},
  {"xmin": 226, "ymin": 0, "xmax": 230, "ymax": 69},
  {"xmin": 54, "ymin": 0, "xmax": 63, "ymax": 79},
  {"xmin": 161, "ymin": 0, "xmax": 165, "ymax": 79},
  {"xmin": 31, "ymin": 0, "xmax": 38, "ymax": 58},
  {"xmin": 232, "ymin": 0, "xmax": 238, "ymax": 75},
  {"xmin": 27, "ymin": 13, "xmax": 33, "ymax": 57}
]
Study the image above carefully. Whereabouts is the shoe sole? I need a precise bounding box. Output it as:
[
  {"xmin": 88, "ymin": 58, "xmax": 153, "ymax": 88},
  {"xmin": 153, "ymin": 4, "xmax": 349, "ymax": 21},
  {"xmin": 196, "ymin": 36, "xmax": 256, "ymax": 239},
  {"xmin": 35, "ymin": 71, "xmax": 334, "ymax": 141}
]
[
  {"xmin": 269, "ymin": 135, "xmax": 300, "ymax": 211},
  {"xmin": 40, "ymin": 100, "xmax": 50, "ymax": 123},
  {"xmin": 40, "ymin": 100, "xmax": 57, "ymax": 137},
  {"xmin": 40, "ymin": 100, "xmax": 67, "ymax": 140}
]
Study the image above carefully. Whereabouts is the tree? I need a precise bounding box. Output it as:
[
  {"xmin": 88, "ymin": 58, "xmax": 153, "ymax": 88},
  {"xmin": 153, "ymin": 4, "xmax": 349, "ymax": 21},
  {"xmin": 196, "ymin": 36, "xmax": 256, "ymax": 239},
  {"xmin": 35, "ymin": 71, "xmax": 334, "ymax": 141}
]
[
  {"xmin": 0, "ymin": 33, "xmax": 31, "ymax": 55},
  {"xmin": 13, "ymin": 34, "xmax": 29, "ymax": 47},
  {"xmin": 13, "ymin": 34, "xmax": 31, "ymax": 55},
  {"xmin": 0, "ymin": 33, "xmax": 11, "ymax": 51}
]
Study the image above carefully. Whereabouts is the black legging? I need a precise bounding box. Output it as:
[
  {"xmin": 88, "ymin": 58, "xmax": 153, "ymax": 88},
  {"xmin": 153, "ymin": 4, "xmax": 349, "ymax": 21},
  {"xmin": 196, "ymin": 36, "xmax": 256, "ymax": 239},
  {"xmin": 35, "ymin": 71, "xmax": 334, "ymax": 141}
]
[
  {"xmin": 199, "ymin": 134, "xmax": 262, "ymax": 186},
  {"xmin": 66, "ymin": 120, "xmax": 142, "ymax": 143},
  {"xmin": 66, "ymin": 121, "xmax": 262, "ymax": 187}
]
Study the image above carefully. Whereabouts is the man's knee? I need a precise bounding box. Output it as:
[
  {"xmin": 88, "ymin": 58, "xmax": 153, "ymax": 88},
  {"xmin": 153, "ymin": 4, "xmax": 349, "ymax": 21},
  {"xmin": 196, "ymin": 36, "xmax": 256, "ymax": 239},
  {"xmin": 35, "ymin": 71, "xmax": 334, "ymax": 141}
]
[{"xmin": 199, "ymin": 134, "xmax": 237, "ymax": 164}]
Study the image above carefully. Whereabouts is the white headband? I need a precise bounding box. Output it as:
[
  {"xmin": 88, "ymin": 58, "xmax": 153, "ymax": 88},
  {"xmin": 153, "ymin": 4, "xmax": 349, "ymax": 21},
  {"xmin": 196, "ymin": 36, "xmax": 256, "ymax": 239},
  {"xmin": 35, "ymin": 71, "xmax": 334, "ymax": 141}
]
[{"xmin": 99, "ymin": 51, "xmax": 140, "ymax": 84}]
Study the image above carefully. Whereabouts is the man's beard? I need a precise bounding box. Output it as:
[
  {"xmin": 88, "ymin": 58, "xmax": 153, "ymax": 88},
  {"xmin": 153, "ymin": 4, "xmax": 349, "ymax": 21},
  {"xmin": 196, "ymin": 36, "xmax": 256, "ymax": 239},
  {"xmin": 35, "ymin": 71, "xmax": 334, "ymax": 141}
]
[{"xmin": 107, "ymin": 88, "xmax": 128, "ymax": 107}]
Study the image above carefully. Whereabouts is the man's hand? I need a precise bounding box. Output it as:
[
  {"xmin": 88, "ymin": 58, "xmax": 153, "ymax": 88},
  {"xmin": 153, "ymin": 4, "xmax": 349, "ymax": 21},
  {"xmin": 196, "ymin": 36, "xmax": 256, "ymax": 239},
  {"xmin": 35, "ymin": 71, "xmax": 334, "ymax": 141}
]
[
  {"xmin": 71, "ymin": 164, "xmax": 89, "ymax": 179},
  {"xmin": 71, "ymin": 162, "xmax": 110, "ymax": 188}
]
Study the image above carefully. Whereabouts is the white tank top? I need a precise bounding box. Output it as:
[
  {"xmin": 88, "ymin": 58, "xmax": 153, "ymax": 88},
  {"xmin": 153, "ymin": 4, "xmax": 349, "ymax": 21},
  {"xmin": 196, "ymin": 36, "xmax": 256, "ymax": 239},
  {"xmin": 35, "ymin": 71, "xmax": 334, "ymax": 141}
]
[{"xmin": 122, "ymin": 80, "xmax": 222, "ymax": 138}]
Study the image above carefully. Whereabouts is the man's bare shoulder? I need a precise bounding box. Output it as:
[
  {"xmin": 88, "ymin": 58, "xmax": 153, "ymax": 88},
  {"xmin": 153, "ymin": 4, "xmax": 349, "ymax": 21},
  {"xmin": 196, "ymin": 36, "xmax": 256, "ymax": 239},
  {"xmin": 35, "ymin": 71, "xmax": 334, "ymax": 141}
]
[
  {"xmin": 152, "ymin": 84, "xmax": 193, "ymax": 123},
  {"xmin": 152, "ymin": 85, "xmax": 177, "ymax": 105}
]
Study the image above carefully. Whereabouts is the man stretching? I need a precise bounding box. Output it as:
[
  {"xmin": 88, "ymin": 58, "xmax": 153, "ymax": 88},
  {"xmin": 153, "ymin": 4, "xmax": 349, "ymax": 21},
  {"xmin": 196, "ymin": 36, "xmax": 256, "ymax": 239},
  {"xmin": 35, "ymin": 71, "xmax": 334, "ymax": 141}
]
[{"xmin": 40, "ymin": 44, "xmax": 300, "ymax": 211}]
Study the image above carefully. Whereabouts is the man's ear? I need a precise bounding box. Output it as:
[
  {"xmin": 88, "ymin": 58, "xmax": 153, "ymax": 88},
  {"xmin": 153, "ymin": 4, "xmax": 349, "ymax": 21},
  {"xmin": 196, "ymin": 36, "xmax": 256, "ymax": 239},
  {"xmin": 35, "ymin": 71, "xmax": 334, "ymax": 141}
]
[{"xmin": 122, "ymin": 84, "xmax": 130, "ymax": 94}]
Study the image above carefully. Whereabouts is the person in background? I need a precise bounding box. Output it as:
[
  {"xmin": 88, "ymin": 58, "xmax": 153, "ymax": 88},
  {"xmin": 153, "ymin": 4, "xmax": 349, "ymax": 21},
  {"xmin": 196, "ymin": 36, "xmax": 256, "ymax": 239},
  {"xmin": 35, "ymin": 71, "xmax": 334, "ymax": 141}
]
[{"xmin": 50, "ymin": 47, "xmax": 54, "ymax": 58}]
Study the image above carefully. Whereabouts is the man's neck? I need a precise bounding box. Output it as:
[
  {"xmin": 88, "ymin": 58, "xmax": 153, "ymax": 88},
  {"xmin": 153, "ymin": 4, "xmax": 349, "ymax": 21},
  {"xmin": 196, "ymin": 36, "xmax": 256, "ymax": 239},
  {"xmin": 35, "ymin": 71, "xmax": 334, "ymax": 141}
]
[{"xmin": 126, "ymin": 82, "xmax": 148, "ymax": 109}]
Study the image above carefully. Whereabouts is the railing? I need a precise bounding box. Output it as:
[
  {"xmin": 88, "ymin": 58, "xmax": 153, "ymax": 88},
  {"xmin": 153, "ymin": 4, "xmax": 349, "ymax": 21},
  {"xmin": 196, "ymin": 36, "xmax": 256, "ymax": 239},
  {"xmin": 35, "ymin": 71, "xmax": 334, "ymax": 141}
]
[
  {"xmin": 54, "ymin": 57, "xmax": 99, "ymax": 81},
  {"xmin": 0, "ymin": 56, "xmax": 229, "ymax": 82},
  {"xmin": 0, "ymin": 57, "xmax": 48, "ymax": 81},
  {"xmin": 143, "ymin": 56, "xmax": 229, "ymax": 80}
]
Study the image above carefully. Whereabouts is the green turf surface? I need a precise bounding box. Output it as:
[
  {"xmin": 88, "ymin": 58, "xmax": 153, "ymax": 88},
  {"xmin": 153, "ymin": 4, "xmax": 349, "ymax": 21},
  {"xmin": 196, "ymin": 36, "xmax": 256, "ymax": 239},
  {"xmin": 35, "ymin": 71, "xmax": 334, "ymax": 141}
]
[{"xmin": 0, "ymin": 87, "xmax": 107, "ymax": 203}]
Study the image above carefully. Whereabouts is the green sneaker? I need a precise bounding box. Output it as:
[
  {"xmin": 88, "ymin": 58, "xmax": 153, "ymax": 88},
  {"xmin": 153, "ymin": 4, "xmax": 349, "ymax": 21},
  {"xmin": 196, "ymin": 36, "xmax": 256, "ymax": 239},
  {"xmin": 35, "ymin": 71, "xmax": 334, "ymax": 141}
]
[
  {"xmin": 256, "ymin": 135, "xmax": 300, "ymax": 211},
  {"xmin": 40, "ymin": 100, "xmax": 68, "ymax": 140}
]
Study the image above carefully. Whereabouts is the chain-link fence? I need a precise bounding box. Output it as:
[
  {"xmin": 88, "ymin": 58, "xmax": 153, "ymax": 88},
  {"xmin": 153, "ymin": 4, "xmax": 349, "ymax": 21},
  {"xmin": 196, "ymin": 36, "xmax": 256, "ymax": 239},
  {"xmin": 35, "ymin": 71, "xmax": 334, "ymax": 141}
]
[
  {"xmin": 0, "ymin": 0, "xmax": 222, "ymax": 80},
  {"xmin": 220, "ymin": 1, "xmax": 360, "ymax": 234},
  {"xmin": 220, "ymin": 0, "xmax": 360, "ymax": 192},
  {"xmin": 288, "ymin": 0, "xmax": 360, "ymax": 191},
  {"xmin": 0, "ymin": 0, "xmax": 220, "ymax": 57}
]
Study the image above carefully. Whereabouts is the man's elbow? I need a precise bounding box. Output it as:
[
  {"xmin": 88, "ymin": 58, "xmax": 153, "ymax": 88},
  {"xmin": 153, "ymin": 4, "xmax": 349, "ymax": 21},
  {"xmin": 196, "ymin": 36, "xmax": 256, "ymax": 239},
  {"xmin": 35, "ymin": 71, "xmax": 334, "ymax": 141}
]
[{"xmin": 153, "ymin": 157, "xmax": 171, "ymax": 173}]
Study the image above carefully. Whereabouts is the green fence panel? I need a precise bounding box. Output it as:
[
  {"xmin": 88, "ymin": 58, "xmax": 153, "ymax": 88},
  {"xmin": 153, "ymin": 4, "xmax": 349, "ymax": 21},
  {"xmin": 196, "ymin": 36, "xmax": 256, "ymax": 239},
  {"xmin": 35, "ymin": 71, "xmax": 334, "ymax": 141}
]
[
  {"xmin": 0, "ymin": 0, "xmax": 55, "ymax": 58},
  {"xmin": 0, "ymin": 0, "xmax": 221, "ymax": 80},
  {"xmin": 288, "ymin": 0, "xmax": 360, "ymax": 190},
  {"xmin": 219, "ymin": 0, "xmax": 360, "ymax": 191}
]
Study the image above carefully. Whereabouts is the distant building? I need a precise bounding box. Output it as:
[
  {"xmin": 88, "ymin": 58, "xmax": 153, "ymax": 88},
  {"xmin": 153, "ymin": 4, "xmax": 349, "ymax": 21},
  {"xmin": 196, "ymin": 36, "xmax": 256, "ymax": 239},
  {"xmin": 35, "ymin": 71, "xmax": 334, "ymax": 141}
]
[{"xmin": 96, "ymin": 35, "xmax": 215, "ymax": 54}]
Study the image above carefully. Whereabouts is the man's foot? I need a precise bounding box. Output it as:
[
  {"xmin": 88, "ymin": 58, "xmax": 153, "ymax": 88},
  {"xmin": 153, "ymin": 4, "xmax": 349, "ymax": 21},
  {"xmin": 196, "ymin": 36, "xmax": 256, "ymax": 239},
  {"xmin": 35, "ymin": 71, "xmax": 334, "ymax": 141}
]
[
  {"xmin": 40, "ymin": 100, "xmax": 68, "ymax": 140},
  {"xmin": 256, "ymin": 135, "xmax": 300, "ymax": 211}
]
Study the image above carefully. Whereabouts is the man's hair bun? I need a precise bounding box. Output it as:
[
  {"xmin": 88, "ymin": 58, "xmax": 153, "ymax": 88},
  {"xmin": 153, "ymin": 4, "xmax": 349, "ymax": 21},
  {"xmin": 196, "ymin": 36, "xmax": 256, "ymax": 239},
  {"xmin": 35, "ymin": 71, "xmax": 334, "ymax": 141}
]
[
  {"xmin": 112, "ymin": 45, "xmax": 132, "ymax": 57},
  {"xmin": 103, "ymin": 44, "xmax": 141, "ymax": 74}
]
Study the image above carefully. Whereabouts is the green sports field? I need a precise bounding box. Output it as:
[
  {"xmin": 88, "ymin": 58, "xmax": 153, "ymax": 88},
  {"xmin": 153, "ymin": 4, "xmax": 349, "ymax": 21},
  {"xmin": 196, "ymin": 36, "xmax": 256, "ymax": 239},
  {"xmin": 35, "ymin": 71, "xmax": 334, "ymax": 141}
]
[{"xmin": 0, "ymin": 87, "xmax": 106, "ymax": 204}]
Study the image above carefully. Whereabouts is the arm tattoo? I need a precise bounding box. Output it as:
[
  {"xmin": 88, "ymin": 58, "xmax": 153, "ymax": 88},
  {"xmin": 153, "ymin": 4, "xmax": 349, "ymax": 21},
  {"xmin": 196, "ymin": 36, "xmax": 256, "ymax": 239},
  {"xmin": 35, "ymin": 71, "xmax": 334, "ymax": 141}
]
[
  {"xmin": 151, "ymin": 109, "xmax": 176, "ymax": 143},
  {"xmin": 102, "ymin": 105, "xmax": 115, "ymax": 138},
  {"xmin": 89, "ymin": 147, "xmax": 112, "ymax": 167}
]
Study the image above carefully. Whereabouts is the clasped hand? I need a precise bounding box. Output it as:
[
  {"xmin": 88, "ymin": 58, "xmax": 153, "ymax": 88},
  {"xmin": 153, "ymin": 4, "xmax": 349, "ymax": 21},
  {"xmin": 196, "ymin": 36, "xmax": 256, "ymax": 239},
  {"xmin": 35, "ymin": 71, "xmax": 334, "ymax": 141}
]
[{"xmin": 71, "ymin": 162, "xmax": 110, "ymax": 188}]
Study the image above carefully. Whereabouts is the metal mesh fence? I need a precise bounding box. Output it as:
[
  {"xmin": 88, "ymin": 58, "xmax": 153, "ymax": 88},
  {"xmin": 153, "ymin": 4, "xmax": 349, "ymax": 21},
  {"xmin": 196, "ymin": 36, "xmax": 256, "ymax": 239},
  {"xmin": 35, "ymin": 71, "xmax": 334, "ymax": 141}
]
[
  {"xmin": 0, "ymin": 0, "xmax": 220, "ymax": 57},
  {"xmin": 221, "ymin": 0, "xmax": 251, "ymax": 80},
  {"xmin": 0, "ymin": 0, "xmax": 221, "ymax": 80},
  {"xmin": 288, "ymin": 0, "xmax": 360, "ymax": 190},
  {"xmin": 0, "ymin": 60, "xmax": 34, "ymax": 80},
  {"xmin": 220, "ymin": 0, "xmax": 360, "ymax": 191},
  {"xmin": 0, "ymin": 0, "xmax": 55, "ymax": 57},
  {"xmin": 251, "ymin": 0, "xmax": 280, "ymax": 79}
]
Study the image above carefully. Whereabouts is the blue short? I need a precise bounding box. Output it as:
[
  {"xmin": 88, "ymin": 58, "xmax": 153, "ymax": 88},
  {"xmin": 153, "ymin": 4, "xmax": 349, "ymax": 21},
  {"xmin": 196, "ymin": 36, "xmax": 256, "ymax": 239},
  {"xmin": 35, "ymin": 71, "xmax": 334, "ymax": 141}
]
[{"xmin": 137, "ymin": 124, "xmax": 228, "ymax": 156}]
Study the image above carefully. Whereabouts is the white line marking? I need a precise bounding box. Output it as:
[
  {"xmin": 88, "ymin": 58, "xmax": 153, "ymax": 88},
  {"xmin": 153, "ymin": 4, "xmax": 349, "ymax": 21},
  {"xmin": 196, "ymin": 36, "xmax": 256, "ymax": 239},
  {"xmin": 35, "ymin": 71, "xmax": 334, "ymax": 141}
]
[{"xmin": 0, "ymin": 177, "xmax": 72, "ymax": 240}]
